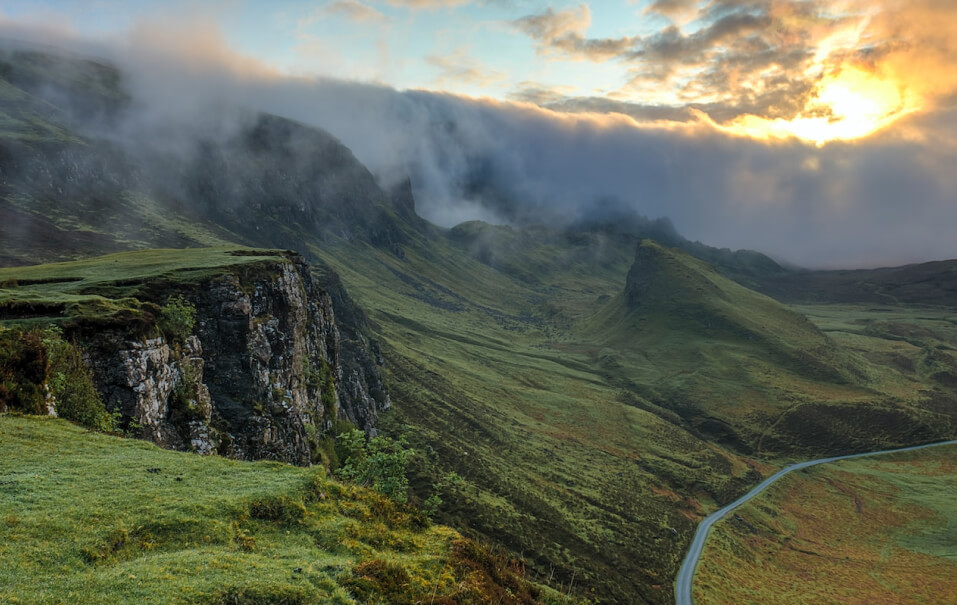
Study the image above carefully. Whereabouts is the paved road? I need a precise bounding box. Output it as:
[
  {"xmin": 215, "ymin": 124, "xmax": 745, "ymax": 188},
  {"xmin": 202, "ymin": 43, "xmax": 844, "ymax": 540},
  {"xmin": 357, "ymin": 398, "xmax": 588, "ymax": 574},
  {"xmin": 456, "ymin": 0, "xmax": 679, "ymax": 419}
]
[{"xmin": 674, "ymin": 439, "xmax": 957, "ymax": 605}]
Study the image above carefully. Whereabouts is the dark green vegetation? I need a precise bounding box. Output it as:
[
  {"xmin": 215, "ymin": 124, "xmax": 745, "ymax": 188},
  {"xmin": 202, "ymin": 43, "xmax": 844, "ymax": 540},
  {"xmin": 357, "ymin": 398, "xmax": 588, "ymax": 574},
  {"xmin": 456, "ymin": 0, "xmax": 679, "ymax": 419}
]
[
  {"xmin": 0, "ymin": 414, "xmax": 563, "ymax": 605},
  {"xmin": 335, "ymin": 429, "xmax": 414, "ymax": 505},
  {"xmin": 695, "ymin": 444, "xmax": 957, "ymax": 604},
  {"xmin": 0, "ymin": 326, "xmax": 114, "ymax": 431},
  {"xmin": 0, "ymin": 46, "xmax": 955, "ymax": 603}
]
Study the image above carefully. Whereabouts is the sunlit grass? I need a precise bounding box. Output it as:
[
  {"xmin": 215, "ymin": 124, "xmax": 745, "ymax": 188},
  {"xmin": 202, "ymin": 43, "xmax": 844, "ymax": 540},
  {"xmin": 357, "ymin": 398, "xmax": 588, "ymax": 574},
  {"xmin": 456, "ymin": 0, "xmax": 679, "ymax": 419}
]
[
  {"xmin": 694, "ymin": 445, "xmax": 957, "ymax": 604},
  {"xmin": 0, "ymin": 414, "xmax": 561, "ymax": 604}
]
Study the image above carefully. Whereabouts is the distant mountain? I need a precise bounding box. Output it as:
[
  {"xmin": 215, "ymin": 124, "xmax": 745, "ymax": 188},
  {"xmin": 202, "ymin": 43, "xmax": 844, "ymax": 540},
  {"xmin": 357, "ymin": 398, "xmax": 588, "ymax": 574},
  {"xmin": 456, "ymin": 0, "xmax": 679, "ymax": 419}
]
[{"xmin": 753, "ymin": 260, "xmax": 957, "ymax": 307}]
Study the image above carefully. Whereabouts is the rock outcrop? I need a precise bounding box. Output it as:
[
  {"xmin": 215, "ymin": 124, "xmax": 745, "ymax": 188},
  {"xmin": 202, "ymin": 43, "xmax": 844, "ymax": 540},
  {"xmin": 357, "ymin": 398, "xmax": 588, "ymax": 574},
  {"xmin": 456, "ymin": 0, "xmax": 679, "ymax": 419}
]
[{"xmin": 80, "ymin": 253, "xmax": 388, "ymax": 465}]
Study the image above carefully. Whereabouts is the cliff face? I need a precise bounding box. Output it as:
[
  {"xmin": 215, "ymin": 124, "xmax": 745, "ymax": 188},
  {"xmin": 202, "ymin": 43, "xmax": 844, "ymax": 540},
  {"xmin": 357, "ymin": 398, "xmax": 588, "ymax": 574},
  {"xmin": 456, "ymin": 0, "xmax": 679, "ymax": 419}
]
[{"xmin": 80, "ymin": 253, "xmax": 388, "ymax": 465}]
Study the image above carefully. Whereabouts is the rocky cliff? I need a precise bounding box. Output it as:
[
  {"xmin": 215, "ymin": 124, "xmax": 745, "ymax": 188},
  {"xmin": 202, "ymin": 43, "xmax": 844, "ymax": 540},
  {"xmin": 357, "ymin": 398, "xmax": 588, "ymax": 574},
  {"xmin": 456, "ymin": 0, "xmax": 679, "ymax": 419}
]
[{"xmin": 67, "ymin": 251, "xmax": 388, "ymax": 465}]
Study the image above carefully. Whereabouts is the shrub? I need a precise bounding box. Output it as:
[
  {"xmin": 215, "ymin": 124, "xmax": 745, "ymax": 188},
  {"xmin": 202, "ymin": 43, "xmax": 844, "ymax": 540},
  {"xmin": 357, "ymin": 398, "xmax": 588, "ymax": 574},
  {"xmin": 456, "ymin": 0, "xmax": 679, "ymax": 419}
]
[
  {"xmin": 303, "ymin": 358, "xmax": 337, "ymax": 421},
  {"xmin": 158, "ymin": 295, "xmax": 197, "ymax": 343},
  {"xmin": 423, "ymin": 489, "xmax": 443, "ymax": 519},
  {"xmin": 248, "ymin": 494, "xmax": 307, "ymax": 524},
  {"xmin": 168, "ymin": 364, "xmax": 205, "ymax": 427},
  {"xmin": 0, "ymin": 328, "xmax": 48, "ymax": 414},
  {"xmin": 42, "ymin": 327, "xmax": 116, "ymax": 432},
  {"xmin": 340, "ymin": 559, "xmax": 414, "ymax": 605},
  {"xmin": 335, "ymin": 429, "xmax": 413, "ymax": 504}
]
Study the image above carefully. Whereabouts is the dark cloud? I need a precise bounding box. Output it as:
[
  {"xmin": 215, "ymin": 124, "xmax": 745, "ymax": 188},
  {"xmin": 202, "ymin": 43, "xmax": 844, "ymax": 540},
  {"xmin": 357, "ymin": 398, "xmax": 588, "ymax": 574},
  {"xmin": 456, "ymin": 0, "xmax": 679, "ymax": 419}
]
[
  {"xmin": 538, "ymin": 96, "xmax": 692, "ymax": 122},
  {"xmin": 507, "ymin": 81, "xmax": 573, "ymax": 105},
  {"xmin": 0, "ymin": 17, "xmax": 956, "ymax": 268}
]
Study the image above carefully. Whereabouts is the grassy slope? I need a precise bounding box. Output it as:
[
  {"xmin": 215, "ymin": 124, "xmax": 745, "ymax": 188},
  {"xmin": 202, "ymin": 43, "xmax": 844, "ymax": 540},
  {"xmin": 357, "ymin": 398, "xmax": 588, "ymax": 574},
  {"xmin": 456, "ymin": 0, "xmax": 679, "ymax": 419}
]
[
  {"xmin": 1, "ymin": 239, "xmax": 953, "ymax": 604},
  {"xmin": 318, "ymin": 237, "xmax": 774, "ymax": 604},
  {"xmin": 316, "ymin": 235, "xmax": 957, "ymax": 604},
  {"xmin": 0, "ymin": 414, "xmax": 561, "ymax": 605},
  {"xmin": 694, "ymin": 444, "xmax": 957, "ymax": 605}
]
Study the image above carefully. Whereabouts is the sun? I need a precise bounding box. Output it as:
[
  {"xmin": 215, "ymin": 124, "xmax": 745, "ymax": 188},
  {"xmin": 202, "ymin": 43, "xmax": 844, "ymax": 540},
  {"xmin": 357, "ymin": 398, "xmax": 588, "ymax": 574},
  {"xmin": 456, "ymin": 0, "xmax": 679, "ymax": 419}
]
[{"xmin": 719, "ymin": 66, "xmax": 917, "ymax": 145}]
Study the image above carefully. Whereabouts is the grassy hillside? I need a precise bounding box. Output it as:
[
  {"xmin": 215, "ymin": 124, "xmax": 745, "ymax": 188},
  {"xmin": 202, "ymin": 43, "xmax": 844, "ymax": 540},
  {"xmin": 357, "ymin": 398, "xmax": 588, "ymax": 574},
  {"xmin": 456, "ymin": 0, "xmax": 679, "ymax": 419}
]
[
  {"xmin": 317, "ymin": 236, "xmax": 778, "ymax": 604},
  {"xmin": 694, "ymin": 444, "xmax": 957, "ymax": 604},
  {"xmin": 578, "ymin": 241, "xmax": 953, "ymax": 455},
  {"xmin": 0, "ymin": 414, "xmax": 560, "ymax": 605},
  {"xmin": 315, "ymin": 236, "xmax": 956, "ymax": 603},
  {"xmin": 755, "ymin": 260, "xmax": 957, "ymax": 307}
]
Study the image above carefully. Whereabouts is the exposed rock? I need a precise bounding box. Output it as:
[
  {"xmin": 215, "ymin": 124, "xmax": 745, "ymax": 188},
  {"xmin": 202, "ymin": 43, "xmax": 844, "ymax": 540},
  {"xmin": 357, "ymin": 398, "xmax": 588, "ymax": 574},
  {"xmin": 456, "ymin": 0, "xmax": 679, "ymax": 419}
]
[{"xmin": 80, "ymin": 253, "xmax": 387, "ymax": 465}]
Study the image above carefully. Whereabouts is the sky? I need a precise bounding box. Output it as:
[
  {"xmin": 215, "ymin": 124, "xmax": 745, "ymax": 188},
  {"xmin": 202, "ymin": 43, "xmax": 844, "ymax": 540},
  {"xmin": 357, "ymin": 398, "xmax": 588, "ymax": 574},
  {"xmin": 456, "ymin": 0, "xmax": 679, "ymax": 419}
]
[{"xmin": 1, "ymin": 1, "xmax": 956, "ymax": 267}]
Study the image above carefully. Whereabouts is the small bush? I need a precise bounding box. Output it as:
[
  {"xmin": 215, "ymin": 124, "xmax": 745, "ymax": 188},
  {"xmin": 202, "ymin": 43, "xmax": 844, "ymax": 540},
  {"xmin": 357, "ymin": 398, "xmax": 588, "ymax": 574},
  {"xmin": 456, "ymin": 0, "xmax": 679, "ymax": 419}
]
[
  {"xmin": 232, "ymin": 522, "xmax": 256, "ymax": 552},
  {"xmin": 423, "ymin": 490, "xmax": 443, "ymax": 519},
  {"xmin": 335, "ymin": 429, "xmax": 413, "ymax": 504},
  {"xmin": 169, "ymin": 364, "xmax": 204, "ymax": 423},
  {"xmin": 158, "ymin": 295, "xmax": 197, "ymax": 343},
  {"xmin": 0, "ymin": 327, "xmax": 114, "ymax": 431},
  {"xmin": 303, "ymin": 358, "xmax": 337, "ymax": 422}
]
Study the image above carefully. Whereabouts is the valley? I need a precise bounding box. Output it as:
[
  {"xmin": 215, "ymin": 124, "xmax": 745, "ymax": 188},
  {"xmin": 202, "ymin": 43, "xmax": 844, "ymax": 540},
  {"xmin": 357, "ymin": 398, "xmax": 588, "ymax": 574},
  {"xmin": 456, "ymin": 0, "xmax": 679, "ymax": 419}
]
[{"xmin": 0, "ymin": 45, "xmax": 954, "ymax": 604}]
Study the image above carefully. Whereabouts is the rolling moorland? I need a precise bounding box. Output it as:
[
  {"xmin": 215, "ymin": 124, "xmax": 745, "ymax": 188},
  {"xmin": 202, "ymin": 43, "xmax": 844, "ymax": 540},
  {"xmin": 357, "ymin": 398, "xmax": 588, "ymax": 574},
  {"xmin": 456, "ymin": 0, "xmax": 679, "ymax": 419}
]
[{"xmin": 0, "ymin": 45, "xmax": 955, "ymax": 603}]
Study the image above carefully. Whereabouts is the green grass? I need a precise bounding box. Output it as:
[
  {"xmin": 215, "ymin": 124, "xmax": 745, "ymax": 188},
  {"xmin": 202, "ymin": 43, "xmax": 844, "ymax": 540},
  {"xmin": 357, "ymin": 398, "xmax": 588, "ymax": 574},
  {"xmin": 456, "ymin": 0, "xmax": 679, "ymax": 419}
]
[
  {"xmin": 315, "ymin": 237, "xmax": 774, "ymax": 604},
  {"xmin": 1, "ymin": 238, "xmax": 954, "ymax": 604},
  {"xmin": 0, "ymin": 247, "xmax": 286, "ymax": 326},
  {"xmin": 694, "ymin": 444, "xmax": 957, "ymax": 604},
  {"xmin": 314, "ymin": 235, "xmax": 957, "ymax": 604},
  {"xmin": 0, "ymin": 414, "xmax": 560, "ymax": 604},
  {"xmin": 0, "ymin": 76, "xmax": 81, "ymax": 144}
]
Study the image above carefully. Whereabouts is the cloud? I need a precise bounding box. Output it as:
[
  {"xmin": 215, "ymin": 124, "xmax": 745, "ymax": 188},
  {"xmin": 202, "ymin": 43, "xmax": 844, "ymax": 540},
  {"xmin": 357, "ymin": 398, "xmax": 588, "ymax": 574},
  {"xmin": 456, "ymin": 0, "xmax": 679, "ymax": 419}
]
[
  {"xmin": 507, "ymin": 81, "xmax": 579, "ymax": 105},
  {"xmin": 298, "ymin": 1, "xmax": 388, "ymax": 28},
  {"xmin": 324, "ymin": 1, "xmax": 388, "ymax": 23},
  {"xmin": 426, "ymin": 49, "xmax": 506, "ymax": 87},
  {"xmin": 381, "ymin": 0, "xmax": 473, "ymax": 9},
  {"xmin": 642, "ymin": 0, "xmax": 700, "ymax": 20},
  {"xmin": 0, "ymin": 15, "xmax": 956, "ymax": 268},
  {"xmin": 512, "ymin": 4, "xmax": 640, "ymax": 62},
  {"xmin": 506, "ymin": 0, "xmax": 957, "ymax": 149}
]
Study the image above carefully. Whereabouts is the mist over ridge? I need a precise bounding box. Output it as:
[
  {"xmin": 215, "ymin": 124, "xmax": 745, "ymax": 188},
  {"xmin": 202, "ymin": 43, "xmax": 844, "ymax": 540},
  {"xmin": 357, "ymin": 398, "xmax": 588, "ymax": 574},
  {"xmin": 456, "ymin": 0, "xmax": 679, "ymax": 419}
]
[{"xmin": 1, "ymin": 17, "xmax": 956, "ymax": 269}]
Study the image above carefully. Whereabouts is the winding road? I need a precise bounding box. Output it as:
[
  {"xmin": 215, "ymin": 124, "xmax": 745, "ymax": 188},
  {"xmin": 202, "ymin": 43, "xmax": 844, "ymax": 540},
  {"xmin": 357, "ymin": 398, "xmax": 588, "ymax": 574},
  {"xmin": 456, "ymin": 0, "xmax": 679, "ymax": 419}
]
[{"xmin": 674, "ymin": 439, "xmax": 957, "ymax": 605}]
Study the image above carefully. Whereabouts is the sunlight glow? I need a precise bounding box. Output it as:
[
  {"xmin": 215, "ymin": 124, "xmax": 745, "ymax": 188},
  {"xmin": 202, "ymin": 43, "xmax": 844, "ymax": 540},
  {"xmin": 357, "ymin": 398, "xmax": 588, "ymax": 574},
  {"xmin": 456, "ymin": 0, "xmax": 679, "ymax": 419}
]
[{"xmin": 718, "ymin": 66, "xmax": 918, "ymax": 146}]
